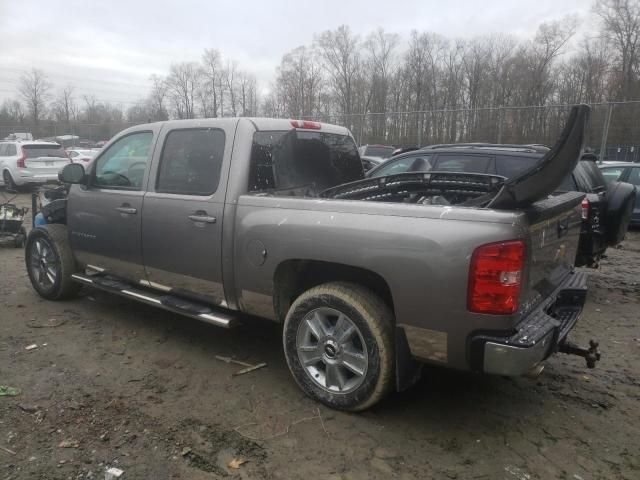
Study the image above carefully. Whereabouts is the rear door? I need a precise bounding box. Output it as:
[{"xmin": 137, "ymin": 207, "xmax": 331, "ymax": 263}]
[
  {"xmin": 141, "ymin": 122, "xmax": 233, "ymax": 305},
  {"xmin": 67, "ymin": 128, "xmax": 160, "ymax": 281}
]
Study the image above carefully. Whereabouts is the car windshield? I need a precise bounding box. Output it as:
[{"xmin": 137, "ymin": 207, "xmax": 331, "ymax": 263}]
[
  {"xmin": 364, "ymin": 146, "xmax": 394, "ymax": 158},
  {"xmin": 22, "ymin": 144, "xmax": 67, "ymax": 158},
  {"xmin": 249, "ymin": 130, "xmax": 363, "ymax": 195}
]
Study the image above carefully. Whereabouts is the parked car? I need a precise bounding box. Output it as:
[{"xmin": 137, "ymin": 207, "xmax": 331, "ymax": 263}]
[
  {"xmin": 367, "ymin": 144, "xmax": 635, "ymax": 267},
  {"xmin": 358, "ymin": 144, "xmax": 395, "ymax": 172},
  {"xmin": 25, "ymin": 108, "xmax": 600, "ymax": 411},
  {"xmin": 599, "ymin": 161, "xmax": 640, "ymax": 226},
  {"xmin": 0, "ymin": 140, "xmax": 71, "ymax": 190},
  {"xmin": 66, "ymin": 149, "xmax": 97, "ymax": 166}
]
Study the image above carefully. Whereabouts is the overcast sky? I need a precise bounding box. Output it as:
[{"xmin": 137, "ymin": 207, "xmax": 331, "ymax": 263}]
[{"xmin": 0, "ymin": 0, "xmax": 594, "ymax": 107}]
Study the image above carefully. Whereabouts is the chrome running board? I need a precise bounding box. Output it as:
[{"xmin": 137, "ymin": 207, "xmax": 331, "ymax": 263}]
[{"xmin": 71, "ymin": 273, "xmax": 235, "ymax": 328}]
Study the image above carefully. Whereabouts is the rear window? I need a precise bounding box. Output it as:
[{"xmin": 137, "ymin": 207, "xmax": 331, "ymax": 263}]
[
  {"xmin": 249, "ymin": 130, "xmax": 363, "ymax": 194},
  {"xmin": 23, "ymin": 144, "xmax": 66, "ymax": 158},
  {"xmin": 156, "ymin": 128, "xmax": 225, "ymax": 196},
  {"xmin": 364, "ymin": 146, "xmax": 394, "ymax": 158},
  {"xmin": 434, "ymin": 154, "xmax": 491, "ymax": 173}
]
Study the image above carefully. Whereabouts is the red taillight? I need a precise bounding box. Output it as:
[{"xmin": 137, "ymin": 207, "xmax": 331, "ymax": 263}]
[
  {"xmin": 17, "ymin": 148, "xmax": 26, "ymax": 168},
  {"xmin": 581, "ymin": 198, "xmax": 590, "ymax": 220},
  {"xmin": 290, "ymin": 120, "xmax": 321, "ymax": 130},
  {"xmin": 468, "ymin": 240, "xmax": 526, "ymax": 315}
]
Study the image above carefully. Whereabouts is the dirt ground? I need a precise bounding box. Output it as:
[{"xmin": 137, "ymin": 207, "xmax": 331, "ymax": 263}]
[{"xmin": 1, "ymin": 191, "xmax": 639, "ymax": 480}]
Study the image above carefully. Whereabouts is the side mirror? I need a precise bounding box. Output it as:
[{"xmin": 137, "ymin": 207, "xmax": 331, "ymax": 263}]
[{"xmin": 59, "ymin": 163, "xmax": 86, "ymax": 184}]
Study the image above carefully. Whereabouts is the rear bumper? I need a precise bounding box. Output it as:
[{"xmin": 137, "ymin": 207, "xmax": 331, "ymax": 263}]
[
  {"xmin": 469, "ymin": 270, "xmax": 588, "ymax": 376},
  {"xmin": 16, "ymin": 169, "xmax": 62, "ymax": 186}
]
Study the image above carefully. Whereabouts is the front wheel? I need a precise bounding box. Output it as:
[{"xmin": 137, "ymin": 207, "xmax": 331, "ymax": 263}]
[
  {"xmin": 25, "ymin": 224, "xmax": 80, "ymax": 300},
  {"xmin": 283, "ymin": 282, "xmax": 394, "ymax": 411}
]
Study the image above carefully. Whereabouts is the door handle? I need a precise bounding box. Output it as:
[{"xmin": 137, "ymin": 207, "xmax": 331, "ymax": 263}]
[
  {"xmin": 115, "ymin": 206, "xmax": 137, "ymax": 215},
  {"xmin": 188, "ymin": 214, "xmax": 217, "ymax": 224}
]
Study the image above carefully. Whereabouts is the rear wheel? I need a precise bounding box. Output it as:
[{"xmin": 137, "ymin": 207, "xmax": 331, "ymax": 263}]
[
  {"xmin": 283, "ymin": 282, "xmax": 394, "ymax": 411},
  {"xmin": 3, "ymin": 170, "xmax": 17, "ymax": 191},
  {"xmin": 25, "ymin": 225, "xmax": 80, "ymax": 300}
]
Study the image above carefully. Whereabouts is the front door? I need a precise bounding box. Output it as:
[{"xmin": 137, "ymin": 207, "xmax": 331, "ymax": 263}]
[
  {"xmin": 67, "ymin": 129, "xmax": 159, "ymax": 281},
  {"xmin": 141, "ymin": 125, "xmax": 230, "ymax": 305}
]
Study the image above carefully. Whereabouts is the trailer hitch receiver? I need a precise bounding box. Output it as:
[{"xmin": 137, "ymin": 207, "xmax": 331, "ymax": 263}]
[{"xmin": 559, "ymin": 339, "xmax": 601, "ymax": 368}]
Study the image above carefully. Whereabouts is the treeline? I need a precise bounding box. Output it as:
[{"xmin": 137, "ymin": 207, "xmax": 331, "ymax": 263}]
[
  {"xmin": 1, "ymin": 0, "xmax": 639, "ymax": 146},
  {"xmin": 263, "ymin": 0, "xmax": 640, "ymax": 145}
]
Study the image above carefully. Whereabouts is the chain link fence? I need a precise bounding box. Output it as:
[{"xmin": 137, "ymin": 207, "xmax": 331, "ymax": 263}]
[
  {"xmin": 2, "ymin": 102, "xmax": 639, "ymax": 160},
  {"xmin": 303, "ymin": 102, "xmax": 640, "ymax": 161}
]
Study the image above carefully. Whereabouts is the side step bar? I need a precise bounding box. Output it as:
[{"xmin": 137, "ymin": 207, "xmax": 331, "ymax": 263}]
[{"xmin": 71, "ymin": 273, "xmax": 236, "ymax": 328}]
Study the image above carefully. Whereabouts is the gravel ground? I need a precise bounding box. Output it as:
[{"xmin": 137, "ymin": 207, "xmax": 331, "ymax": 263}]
[{"xmin": 1, "ymin": 191, "xmax": 639, "ymax": 480}]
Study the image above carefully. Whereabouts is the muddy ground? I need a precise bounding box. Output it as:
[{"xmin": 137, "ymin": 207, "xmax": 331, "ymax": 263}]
[{"xmin": 1, "ymin": 191, "xmax": 638, "ymax": 480}]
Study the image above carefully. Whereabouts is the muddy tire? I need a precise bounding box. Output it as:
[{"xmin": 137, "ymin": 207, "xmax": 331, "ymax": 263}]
[
  {"xmin": 283, "ymin": 282, "xmax": 394, "ymax": 411},
  {"xmin": 25, "ymin": 224, "xmax": 80, "ymax": 300}
]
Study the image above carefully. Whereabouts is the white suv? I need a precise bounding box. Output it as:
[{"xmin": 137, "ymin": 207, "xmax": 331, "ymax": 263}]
[{"xmin": 0, "ymin": 140, "xmax": 71, "ymax": 190}]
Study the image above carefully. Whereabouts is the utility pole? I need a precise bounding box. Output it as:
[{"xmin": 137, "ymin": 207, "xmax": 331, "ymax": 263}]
[{"xmin": 599, "ymin": 103, "xmax": 614, "ymax": 164}]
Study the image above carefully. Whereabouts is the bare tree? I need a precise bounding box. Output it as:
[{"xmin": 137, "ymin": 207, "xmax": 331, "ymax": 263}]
[
  {"xmin": 18, "ymin": 68, "xmax": 51, "ymax": 124},
  {"xmin": 52, "ymin": 84, "xmax": 76, "ymax": 124},
  {"xmin": 148, "ymin": 74, "xmax": 168, "ymax": 120},
  {"xmin": 364, "ymin": 29, "xmax": 399, "ymax": 140},
  {"xmin": 316, "ymin": 26, "xmax": 362, "ymax": 117},
  {"xmin": 594, "ymin": 0, "xmax": 640, "ymax": 100},
  {"xmin": 224, "ymin": 61, "xmax": 238, "ymax": 117},
  {"xmin": 166, "ymin": 62, "xmax": 201, "ymax": 119},
  {"xmin": 202, "ymin": 49, "xmax": 222, "ymax": 117},
  {"xmin": 275, "ymin": 45, "xmax": 324, "ymax": 117}
]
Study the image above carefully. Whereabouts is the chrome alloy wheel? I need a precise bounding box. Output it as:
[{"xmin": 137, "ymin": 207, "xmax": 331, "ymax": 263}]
[
  {"xmin": 296, "ymin": 307, "xmax": 368, "ymax": 394},
  {"xmin": 28, "ymin": 238, "xmax": 59, "ymax": 290}
]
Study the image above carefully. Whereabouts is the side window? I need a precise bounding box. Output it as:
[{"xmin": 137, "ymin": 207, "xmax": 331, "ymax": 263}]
[
  {"xmin": 495, "ymin": 156, "xmax": 539, "ymax": 178},
  {"xmin": 433, "ymin": 154, "xmax": 491, "ymax": 173},
  {"xmin": 94, "ymin": 132, "xmax": 153, "ymax": 190},
  {"xmin": 600, "ymin": 167, "xmax": 624, "ymax": 184},
  {"xmin": 627, "ymin": 167, "xmax": 640, "ymax": 186},
  {"xmin": 6, "ymin": 144, "xmax": 17, "ymax": 156},
  {"xmin": 156, "ymin": 128, "xmax": 225, "ymax": 196},
  {"xmin": 0, "ymin": 144, "xmax": 7, "ymax": 156},
  {"xmin": 372, "ymin": 155, "xmax": 432, "ymax": 177}
]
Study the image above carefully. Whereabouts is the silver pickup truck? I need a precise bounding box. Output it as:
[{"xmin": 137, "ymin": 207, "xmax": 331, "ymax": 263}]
[{"xmin": 25, "ymin": 106, "xmax": 600, "ymax": 411}]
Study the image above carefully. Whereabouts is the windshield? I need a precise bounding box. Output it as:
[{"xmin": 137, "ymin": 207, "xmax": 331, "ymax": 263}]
[
  {"xmin": 249, "ymin": 130, "xmax": 363, "ymax": 195},
  {"xmin": 23, "ymin": 144, "xmax": 67, "ymax": 158},
  {"xmin": 364, "ymin": 146, "xmax": 394, "ymax": 158}
]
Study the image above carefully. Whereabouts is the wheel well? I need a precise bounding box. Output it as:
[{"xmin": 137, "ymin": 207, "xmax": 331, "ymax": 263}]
[{"xmin": 273, "ymin": 260, "xmax": 395, "ymax": 322}]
